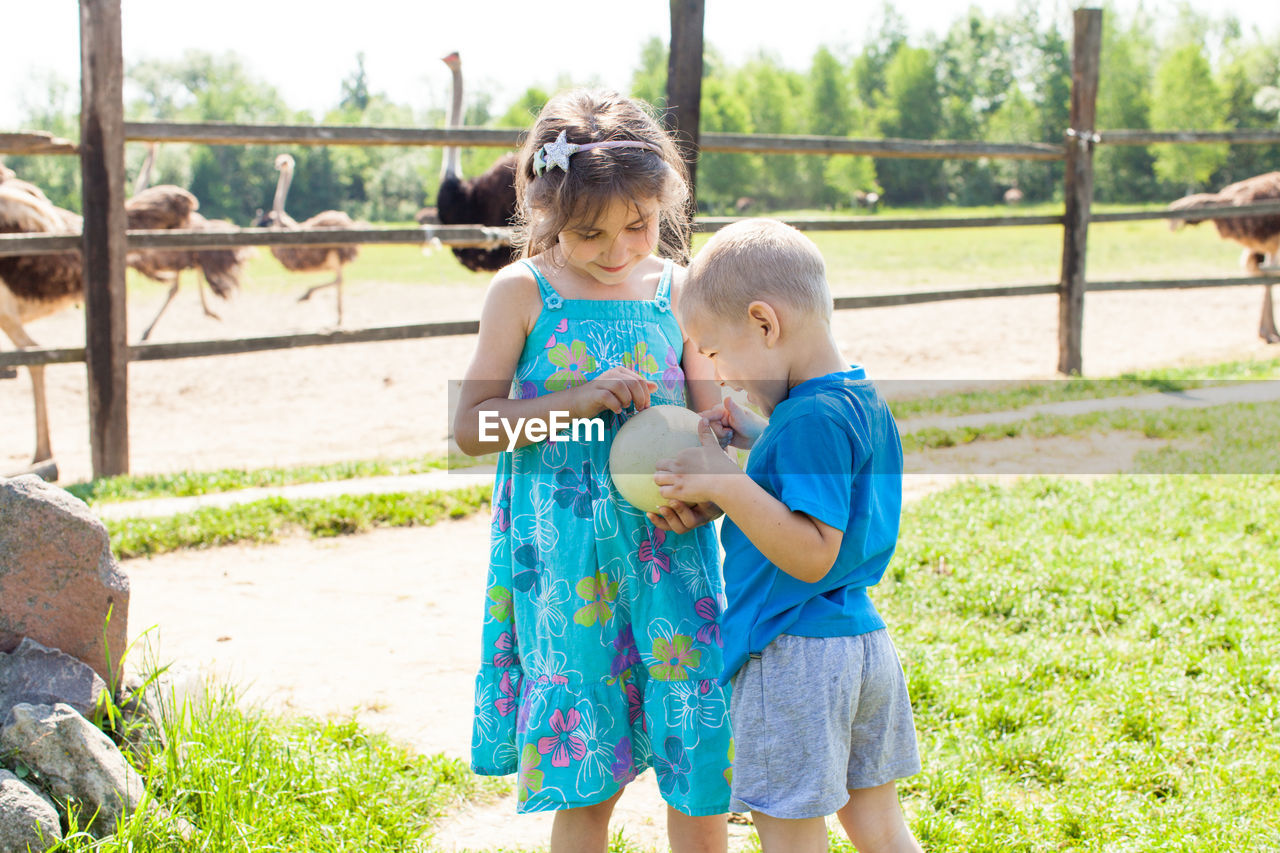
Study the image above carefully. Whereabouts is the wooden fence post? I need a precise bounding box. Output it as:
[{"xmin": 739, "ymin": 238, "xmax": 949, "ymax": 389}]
[
  {"xmin": 80, "ymin": 0, "xmax": 129, "ymax": 476},
  {"xmin": 1057, "ymin": 7, "xmax": 1103, "ymax": 375},
  {"xmin": 665, "ymin": 0, "xmax": 704, "ymax": 260}
]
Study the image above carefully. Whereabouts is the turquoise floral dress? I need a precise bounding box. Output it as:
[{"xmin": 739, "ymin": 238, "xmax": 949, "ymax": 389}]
[{"xmin": 471, "ymin": 258, "xmax": 733, "ymax": 815}]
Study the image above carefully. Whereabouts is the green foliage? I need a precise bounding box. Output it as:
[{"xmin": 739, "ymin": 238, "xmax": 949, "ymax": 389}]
[
  {"xmin": 49, "ymin": 681, "xmax": 495, "ymax": 851},
  {"xmin": 1151, "ymin": 42, "xmax": 1229, "ymax": 189},
  {"xmin": 874, "ymin": 45, "xmax": 946, "ymax": 204}
]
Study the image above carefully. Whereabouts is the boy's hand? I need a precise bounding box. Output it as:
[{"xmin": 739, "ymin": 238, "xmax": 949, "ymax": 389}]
[
  {"xmin": 647, "ymin": 500, "xmax": 724, "ymax": 534},
  {"xmin": 701, "ymin": 396, "xmax": 766, "ymax": 449},
  {"xmin": 573, "ymin": 366, "xmax": 657, "ymax": 417},
  {"xmin": 654, "ymin": 419, "xmax": 743, "ymax": 505}
]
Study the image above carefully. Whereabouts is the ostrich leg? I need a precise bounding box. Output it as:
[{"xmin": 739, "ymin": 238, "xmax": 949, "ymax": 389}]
[
  {"xmin": 196, "ymin": 279, "xmax": 222, "ymax": 321},
  {"xmin": 0, "ymin": 313, "xmax": 55, "ymax": 471},
  {"xmin": 296, "ymin": 251, "xmax": 343, "ymax": 326},
  {"xmin": 1262, "ymin": 279, "xmax": 1278, "ymax": 344},
  {"xmin": 139, "ymin": 272, "xmax": 183, "ymax": 342}
]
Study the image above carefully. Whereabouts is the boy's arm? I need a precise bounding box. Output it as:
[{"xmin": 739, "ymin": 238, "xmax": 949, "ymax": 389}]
[{"xmin": 654, "ymin": 420, "xmax": 844, "ymax": 582}]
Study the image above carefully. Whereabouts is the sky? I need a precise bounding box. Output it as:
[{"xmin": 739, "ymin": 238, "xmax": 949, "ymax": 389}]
[{"xmin": 4, "ymin": 1, "xmax": 1280, "ymax": 130}]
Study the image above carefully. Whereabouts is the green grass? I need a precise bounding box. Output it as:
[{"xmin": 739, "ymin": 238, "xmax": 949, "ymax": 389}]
[
  {"xmin": 65, "ymin": 454, "xmax": 470, "ymax": 504},
  {"xmin": 900, "ymin": 399, "xmax": 1280, "ymax": 477},
  {"xmin": 104, "ymin": 485, "xmax": 491, "ymax": 559},
  {"xmin": 876, "ymin": 474, "xmax": 1280, "ymax": 850},
  {"xmin": 45, "ymin": 683, "xmax": 502, "ymax": 851}
]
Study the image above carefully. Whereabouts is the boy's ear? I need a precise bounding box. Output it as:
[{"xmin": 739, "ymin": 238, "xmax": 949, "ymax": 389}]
[{"xmin": 746, "ymin": 300, "xmax": 781, "ymax": 346}]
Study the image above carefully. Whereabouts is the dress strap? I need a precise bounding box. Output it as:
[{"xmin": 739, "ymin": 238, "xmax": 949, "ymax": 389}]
[
  {"xmin": 653, "ymin": 258, "xmax": 674, "ymax": 312},
  {"xmin": 520, "ymin": 258, "xmax": 565, "ymax": 310}
]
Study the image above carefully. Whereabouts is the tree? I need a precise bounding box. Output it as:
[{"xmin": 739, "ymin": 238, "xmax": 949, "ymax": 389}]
[
  {"xmin": 631, "ymin": 37, "xmax": 668, "ymax": 109},
  {"xmin": 1213, "ymin": 34, "xmax": 1280, "ymax": 185},
  {"xmin": 697, "ymin": 76, "xmax": 756, "ymax": 212},
  {"xmin": 1094, "ymin": 9, "xmax": 1158, "ymax": 202},
  {"xmin": 340, "ymin": 53, "xmax": 372, "ymax": 112},
  {"xmin": 6, "ymin": 72, "xmax": 80, "ymax": 211},
  {"xmin": 873, "ymin": 45, "xmax": 945, "ymax": 204},
  {"xmin": 1151, "ymin": 41, "xmax": 1229, "ymax": 191}
]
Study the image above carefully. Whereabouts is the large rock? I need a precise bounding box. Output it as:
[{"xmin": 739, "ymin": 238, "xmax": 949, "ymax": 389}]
[
  {"xmin": 0, "ymin": 638, "xmax": 108, "ymax": 721},
  {"xmin": 0, "ymin": 768, "xmax": 61, "ymax": 852},
  {"xmin": 0, "ymin": 475, "xmax": 129, "ymax": 686},
  {"xmin": 0, "ymin": 703, "xmax": 144, "ymax": 838}
]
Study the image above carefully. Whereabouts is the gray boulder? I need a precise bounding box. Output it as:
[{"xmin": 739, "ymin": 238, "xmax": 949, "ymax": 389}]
[
  {"xmin": 0, "ymin": 703, "xmax": 144, "ymax": 838},
  {"xmin": 0, "ymin": 475, "xmax": 130, "ymax": 687},
  {"xmin": 0, "ymin": 638, "xmax": 108, "ymax": 721},
  {"xmin": 0, "ymin": 769, "xmax": 61, "ymax": 853}
]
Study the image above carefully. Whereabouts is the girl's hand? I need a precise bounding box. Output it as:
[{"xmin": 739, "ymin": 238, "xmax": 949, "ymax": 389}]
[
  {"xmin": 654, "ymin": 419, "xmax": 743, "ymax": 505},
  {"xmin": 700, "ymin": 396, "xmax": 767, "ymax": 449},
  {"xmin": 647, "ymin": 500, "xmax": 723, "ymax": 534},
  {"xmin": 572, "ymin": 366, "xmax": 658, "ymax": 417}
]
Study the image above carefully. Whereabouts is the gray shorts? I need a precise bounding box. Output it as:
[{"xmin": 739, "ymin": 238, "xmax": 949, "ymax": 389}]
[{"xmin": 729, "ymin": 630, "xmax": 921, "ymax": 818}]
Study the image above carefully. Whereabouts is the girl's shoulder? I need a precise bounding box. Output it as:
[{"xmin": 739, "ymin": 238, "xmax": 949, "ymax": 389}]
[
  {"xmin": 664, "ymin": 258, "xmax": 689, "ymax": 309},
  {"xmin": 480, "ymin": 259, "xmax": 543, "ymax": 334}
]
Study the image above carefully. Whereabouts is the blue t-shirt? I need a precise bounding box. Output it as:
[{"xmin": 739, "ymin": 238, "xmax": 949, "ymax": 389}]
[{"xmin": 718, "ymin": 367, "xmax": 903, "ymax": 684}]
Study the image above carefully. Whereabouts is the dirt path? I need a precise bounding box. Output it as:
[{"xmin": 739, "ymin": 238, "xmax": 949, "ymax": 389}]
[{"xmin": 5, "ymin": 276, "xmax": 1277, "ymax": 851}]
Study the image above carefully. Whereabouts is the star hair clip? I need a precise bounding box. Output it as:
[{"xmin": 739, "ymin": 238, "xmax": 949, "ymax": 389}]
[{"xmin": 533, "ymin": 129, "xmax": 662, "ymax": 177}]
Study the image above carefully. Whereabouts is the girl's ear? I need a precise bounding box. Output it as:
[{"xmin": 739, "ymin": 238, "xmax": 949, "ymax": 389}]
[{"xmin": 746, "ymin": 300, "xmax": 781, "ymax": 347}]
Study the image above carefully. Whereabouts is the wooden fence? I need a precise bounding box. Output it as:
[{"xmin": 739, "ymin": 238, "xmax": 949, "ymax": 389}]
[{"xmin": 3, "ymin": 2, "xmax": 1280, "ymax": 477}]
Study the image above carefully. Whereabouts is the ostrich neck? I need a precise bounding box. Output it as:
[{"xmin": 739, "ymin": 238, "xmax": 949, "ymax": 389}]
[
  {"xmin": 443, "ymin": 63, "xmax": 464, "ymax": 181},
  {"xmin": 273, "ymin": 166, "xmax": 293, "ymax": 218},
  {"xmin": 133, "ymin": 143, "xmax": 157, "ymax": 195}
]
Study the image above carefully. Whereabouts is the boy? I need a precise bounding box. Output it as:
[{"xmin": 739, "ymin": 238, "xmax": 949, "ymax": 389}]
[{"xmin": 651, "ymin": 218, "xmax": 923, "ymax": 853}]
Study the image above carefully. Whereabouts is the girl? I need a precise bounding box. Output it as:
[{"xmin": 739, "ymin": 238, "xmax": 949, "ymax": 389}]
[{"xmin": 453, "ymin": 89, "xmax": 732, "ymax": 853}]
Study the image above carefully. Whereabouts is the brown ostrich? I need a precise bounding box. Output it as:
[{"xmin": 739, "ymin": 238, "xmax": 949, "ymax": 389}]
[
  {"xmin": 1168, "ymin": 171, "xmax": 1280, "ymax": 343},
  {"xmin": 253, "ymin": 153, "xmax": 361, "ymax": 326},
  {"xmin": 0, "ymin": 164, "xmax": 84, "ymax": 476},
  {"xmin": 436, "ymin": 51, "xmax": 517, "ymax": 272},
  {"xmin": 126, "ymin": 144, "xmax": 251, "ymax": 341}
]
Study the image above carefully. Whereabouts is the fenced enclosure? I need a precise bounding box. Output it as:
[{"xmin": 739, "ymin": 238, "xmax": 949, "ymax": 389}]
[{"xmin": 2, "ymin": 2, "xmax": 1280, "ymax": 478}]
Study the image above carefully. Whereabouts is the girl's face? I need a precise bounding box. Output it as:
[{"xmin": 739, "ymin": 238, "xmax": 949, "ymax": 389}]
[{"xmin": 557, "ymin": 196, "xmax": 660, "ymax": 286}]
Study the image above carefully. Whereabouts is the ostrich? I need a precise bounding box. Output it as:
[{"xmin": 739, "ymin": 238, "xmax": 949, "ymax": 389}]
[
  {"xmin": 126, "ymin": 143, "xmax": 251, "ymax": 341},
  {"xmin": 0, "ymin": 164, "xmax": 84, "ymax": 477},
  {"xmin": 436, "ymin": 51, "xmax": 517, "ymax": 272},
  {"xmin": 1003, "ymin": 186, "xmax": 1024, "ymax": 205},
  {"xmin": 853, "ymin": 190, "xmax": 881, "ymax": 211},
  {"xmin": 1167, "ymin": 171, "xmax": 1280, "ymax": 343},
  {"xmin": 253, "ymin": 153, "xmax": 361, "ymax": 326}
]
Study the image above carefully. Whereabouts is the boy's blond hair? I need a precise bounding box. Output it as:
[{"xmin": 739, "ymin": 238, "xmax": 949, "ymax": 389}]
[{"xmin": 682, "ymin": 218, "xmax": 832, "ymax": 324}]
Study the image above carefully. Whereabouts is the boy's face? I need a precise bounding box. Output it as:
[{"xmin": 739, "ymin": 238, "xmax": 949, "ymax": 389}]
[{"xmin": 683, "ymin": 307, "xmax": 788, "ymax": 416}]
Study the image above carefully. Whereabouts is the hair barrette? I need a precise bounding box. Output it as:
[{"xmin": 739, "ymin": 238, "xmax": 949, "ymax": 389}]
[{"xmin": 533, "ymin": 129, "xmax": 662, "ymax": 176}]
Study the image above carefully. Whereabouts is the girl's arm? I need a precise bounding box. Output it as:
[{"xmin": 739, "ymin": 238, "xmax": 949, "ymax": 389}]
[
  {"xmin": 453, "ymin": 265, "xmax": 656, "ymax": 456},
  {"xmin": 669, "ymin": 266, "xmax": 722, "ymax": 415}
]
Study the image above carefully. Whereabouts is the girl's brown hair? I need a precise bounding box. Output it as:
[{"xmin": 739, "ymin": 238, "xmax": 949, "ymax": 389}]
[{"xmin": 514, "ymin": 89, "xmax": 690, "ymax": 262}]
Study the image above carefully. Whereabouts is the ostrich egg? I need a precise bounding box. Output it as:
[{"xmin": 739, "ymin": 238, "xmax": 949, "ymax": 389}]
[{"xmin": 609, "ymin": 405, "xmax": 704, "ymax": 512}]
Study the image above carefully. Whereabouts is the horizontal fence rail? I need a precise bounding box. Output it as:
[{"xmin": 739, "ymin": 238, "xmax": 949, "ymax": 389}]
[
  {"xmin": 1098, "ymin": 129, "xmax": 1280, "ymax": 146},
  {"xmin": 5, "ymin": 199, "xmax": 1280, "ymax": 257},
  {"xmin": 124, "ymin": 122, "xmax": 522, "ymax": 148},
  {"xmin": 0, "ymin": 225, "xmax": 514, "ymax": 257},
  {"xmin": 8, "ymin": 123, "xmax": 1280, "ymax": 159},
  {"xmin": 0, "ymin": 131, "xmax": 79, "ymax": 155}
]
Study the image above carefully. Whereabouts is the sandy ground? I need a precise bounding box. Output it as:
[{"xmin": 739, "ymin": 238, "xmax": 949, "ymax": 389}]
[{"xmin": 3, "ymin": 275, "xmax": 1277, "ymax": 851}]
